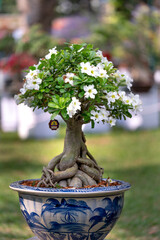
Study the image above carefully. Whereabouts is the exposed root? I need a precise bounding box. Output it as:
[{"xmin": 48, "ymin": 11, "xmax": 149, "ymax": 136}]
[
  {"xmin": 37, "ymin": 167, "xmax": 55, "ymax": 187},
  {"xmin": 67, "ymin": 178, "xmax": 71, "ymax": 186},
  {"xmin": 54, "ymin": 163, "xmax": 78, "ymax": 181},
  {"xmin": 76, "ymin": 170, "xmax": 97, "ymax": 186},
  {"xmin": 58, "ymin": 151, "xmax": 77, "ymax": 171},
  {"xmin": 77, "ymin": 157, "xmax": 94, "ymax": 168},
  {"xmin": 80, "ymin": 164, "xmax": 102, "ymax": 182},
  {"xmin": 86, "ymin": 149, "xmax": 97, "ymax": 163},
  {"xmin": 47, "ymin": 153, "xmax": 63, "ymax": 171},
  {"xmin": 38, "ymin": 120, "xmax": 104, "ymax": 188},
  {"xmin": 75, "ymin": 170, "xmax": 89, "ymax": 186},
  {"xmin": 69, "ymin": 176, "xmax": 83, "ymax": 188},
  {"xmin": 38, "ymin": 164, "xmax": 78, "ymax": 188},
  {"xmin": 58, "ymin": 180, "xmax": 67, "ymax": 187}
]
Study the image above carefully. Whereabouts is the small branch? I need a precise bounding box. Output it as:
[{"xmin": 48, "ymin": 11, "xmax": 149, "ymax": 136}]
[
  {"xmin": 82, "ymin": 132, "xmax": 86, "ymax": 143},
  {"xmin": 86, "ymin": 149, "xmax": 97, "ymax": 163},
  {"xmin": 47, "ymin": 153, "xmax": 64, "ymax": 171}
]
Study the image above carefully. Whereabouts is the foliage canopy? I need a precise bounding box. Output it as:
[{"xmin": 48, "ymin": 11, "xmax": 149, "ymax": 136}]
[{"xmin": 15, "ymin": 43, "xmax": 142, "ymax": 128}]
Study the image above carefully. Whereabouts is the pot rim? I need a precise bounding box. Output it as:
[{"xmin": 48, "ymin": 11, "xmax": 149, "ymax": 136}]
[{"xmin": 10, "ymin": 179, "xmax": 131, "ymax": 197}]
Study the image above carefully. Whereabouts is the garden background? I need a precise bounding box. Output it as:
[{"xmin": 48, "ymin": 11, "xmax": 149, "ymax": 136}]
[{"xmin": 0, "ymin": 0, "xmax": 160, "ymax": 239}]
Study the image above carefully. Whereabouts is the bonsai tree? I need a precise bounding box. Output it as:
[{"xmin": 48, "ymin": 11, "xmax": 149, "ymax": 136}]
[{"xmin": 15, "ymin": 43, "xmax": 142, "ymax": 188}]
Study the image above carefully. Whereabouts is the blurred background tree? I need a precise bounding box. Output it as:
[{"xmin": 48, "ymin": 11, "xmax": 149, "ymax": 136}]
[
  {"xmin": 90, "ymin": 0, "xmax": 160, "ymax": 92},
  {"xmin": 15, "ymin": 25, "xmax": 58, "ymax": 59},
  {"xmin": 0, "ymin": 0, "xmax": 17, "ymax": 13},
  {"xmin": 17, "ymin": 0, "xmax": 57, "ymax": 32}
]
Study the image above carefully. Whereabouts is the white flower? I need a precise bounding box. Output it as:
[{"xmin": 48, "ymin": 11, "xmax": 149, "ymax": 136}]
[
  {"xmin": 14, "ymin": 94, "xmax": 22, "ymax": 105},
  {"xmin": 96, "ymin": 50, "xmax": 103, "ymax": 58},
  {"xmin": 69, "ymin": 44, "xmax": 73, "ymax": 50},
  {"xmin": 101, "ymin": 57, "xmax": 113, "ymax": 69},
  {"xmin": 84, "ymin": 85, "xmax": 97, "ymax": 99},
  {"xmin": 97, "ymin": 63, "xmax": 105, "ymax": 70},
  {"xmin": 96, "ymin": 51, "xmax": 113, "ymax": 69},
  {"xmin": 89, "ymin": 66, "xmax": 99, "ymax": 77},
  {"xmin": 67, "ymin": 105, "xmax": 76, "ymax": 118},
  {"xmin": 45, "ymin": 47, "xmax": 57, "ymax": 59},
  {"xmin": 98, "ymin": 68, "xmax": 109, "ymax": 78},
  {"xmin": 107, "ymin": 116, "xmax": 116, "ymax": 127},
  {"xmin": 107, "ymin": 178, "xmax": 115, "ymax": 184},
  {"xmin": 77, "ymin": 47, "xmax": 84, "ymax": 52},
  {"xmin": 133, "ymin": 104, "xmax": 143, "ymax": 114},
  {"xmin": 27, "ymin": 77, "xmax": 42, "ymax": 90},
  {"xmin": 91, "ymin": 110, "xmax": 103, "ymax": 123},
  {"xmin": 129, "ymin": 93, "xmax": 141, "ymax": 106},
  {"xmin": 34, "ymin": 59, "xmax": 42, "ymax": 69},
  {"xmin": 107, "ymin": 91, "xmax": 119, "ymax": 104},
  {"xmin": 125, "ymin": 74, "xmax": 133, "ymax": 90},
  {"xmin": 80, "ymin": 62, "xmax": 92, "ymax": 75},
  {"xmin": 26, "ymin": 69, "xmax": 40, "ymax": 80},
  {"xmin": 113, "ymin": 70, "xmax": 123, "ymax": 81},
  {"xmin": 20, "ymin": 83, "xmax": 27, "ymax": 95},
  {"xmin": 64, "ymin": 73, "xmax": 75, "ymax": 86},
  {"xmin": 123, "ymin": 96, "xmax": 133, "ymax": 105},
  {"xmin": 129, "ymin": 93, "xmax": 143, "ymax": 114},
  {"xmin": 99, "ymin": 108, "xmax": 110, "ymax": 121},
  {"xmin": 118, "ymin": 91, "xmax": 126, "ymax": 100},
  {"xmin": 71, "ymin": 97, "xmax": 81, "ymax": 110},
  {"xmin": 67, "ymin": 97, "xmax": 81, "ymax": 118},
  {"xmin": 114, "ymin": 71, "xmax": 133, "ymax": 90}
]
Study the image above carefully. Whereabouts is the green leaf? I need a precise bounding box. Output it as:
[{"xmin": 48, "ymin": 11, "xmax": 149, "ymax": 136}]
[
  {"xmin": 125, "ymin": 111, "xmax": 132, "ymax": 118},
  {"xmin": 89, "ymin": 51, "xmax": 96, "ymax": 59},
  {"xmin": 38, "ymin": 93, "xmax": 43, "ymax": 99},
  {"xmin": 61, "ymin": 109, "xmax": 68, "ymax": 119},
  {"xmin": 105, "ymin": 85, "xmax": 117, "ymax": 90},
  {"xmin": 73, "ymin": 80, "xmax": 82, "ymax": 86},
  {"xmin": 82, "ymin": 113, "xmax": 91, "ymax": 123},
  {"xmin": 78, "ymin": 92, "xmax": 84, "ymax": 98},
  {"xmin": 29, "ymin": 66, "xmax": 36, "ymax": 71},
  {"xmin": 64, "ymin": 83, "xmax": 71, "ymax": 88},
  {"xmin": 51, "ymin": 110, "xmax": 60, "ymax": 120},
  {"xmin": 57, "ymin": 77, "xmax": 64, "ymax": 85},
  {"xmin": 60, "ymin": 89, "xmax": 65, "ymax": 93},
  {"xmin": 48, "ymin": 102, "xmax": 60, "ymax": 109},
  {"xmin": 91, "ymin": 120, "xmax": 95, "ymax": 129},
  {"xmin": 86, "ymin": 44, "xmax": 93, "ymax": 50},
  {"xmin": 64, "ymin": 93, "xmax": 71, "ymax": 98},
  {"xmin": 73, "ymin": 75, "xmax": 80, "ymax": 80}
]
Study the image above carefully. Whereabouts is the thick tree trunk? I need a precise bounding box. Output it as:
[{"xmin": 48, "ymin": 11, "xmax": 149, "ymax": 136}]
[
  {"xmin": 59, "ymin": 119, "xmax": 84, "ymax": 171},
  {"xmin": 38, "ymin": 119, "xmax": 103, "ymax": 188},
  {"xmin": 27, "ymin": 0, "xmax": 57, "ymax": 32}
]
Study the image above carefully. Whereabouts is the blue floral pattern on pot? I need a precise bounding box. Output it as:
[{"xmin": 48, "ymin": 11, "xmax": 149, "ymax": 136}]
[{"xmin": 19, "ymin": 193, "xmax": 124, "ymax": 240}]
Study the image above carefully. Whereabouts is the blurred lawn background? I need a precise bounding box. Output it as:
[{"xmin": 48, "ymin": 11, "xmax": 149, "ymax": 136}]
[{"xmin": 0, "ymin": 127, "xmax": 160, "ymax": 240}]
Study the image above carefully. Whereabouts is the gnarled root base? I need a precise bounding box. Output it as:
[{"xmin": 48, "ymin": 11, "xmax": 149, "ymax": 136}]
[
  {"xmin": 37, "ymin": 148, "xmax": 103, "ymax": 188},
  {"xmin": 37, "ymin": 120, "xmax": 104, "ymax": 188}
]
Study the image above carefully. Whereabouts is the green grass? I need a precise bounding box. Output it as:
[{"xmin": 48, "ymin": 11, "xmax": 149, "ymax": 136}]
[{"xmin": 0, "ymin": 128, "xmax": 160, "ymax": 240}]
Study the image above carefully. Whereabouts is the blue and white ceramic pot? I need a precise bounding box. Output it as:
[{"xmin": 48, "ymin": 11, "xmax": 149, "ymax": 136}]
[{"xmin": 10, "ymin": 179, "xmax": 130, "ymax": 240}]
